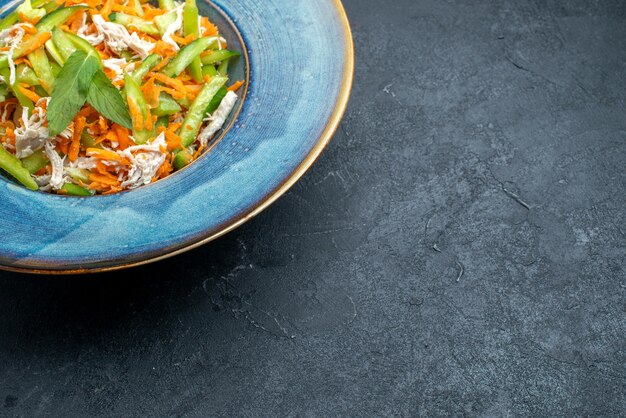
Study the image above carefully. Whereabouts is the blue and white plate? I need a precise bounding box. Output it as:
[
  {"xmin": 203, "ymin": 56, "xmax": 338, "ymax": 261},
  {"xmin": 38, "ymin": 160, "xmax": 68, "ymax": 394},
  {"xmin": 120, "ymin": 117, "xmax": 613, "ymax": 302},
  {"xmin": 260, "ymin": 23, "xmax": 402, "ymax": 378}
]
[{"xmin": 0, "ymin": 0, "xmax": 353, "ymax": 273}]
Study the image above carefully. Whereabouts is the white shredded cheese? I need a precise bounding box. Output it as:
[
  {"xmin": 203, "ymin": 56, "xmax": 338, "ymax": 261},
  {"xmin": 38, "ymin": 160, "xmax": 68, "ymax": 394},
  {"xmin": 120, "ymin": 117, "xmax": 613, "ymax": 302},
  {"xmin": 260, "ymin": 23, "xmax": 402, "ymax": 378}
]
[
  {"xmin": 102, "ymin": 57, "xmax": 128, "ymax": 82},
  {"xmin": 69, "ymin": 157, "xmax": 98, "ymax": 170},
  {"xmin": 162, "ymin": 4, "xmax": 184, "ymax": 51},
  {"xmin": 119, "ymin": 133, "xmax": 167, "ymax": 189},
  {"xmin": 32, "ymin": 173, "xmax": 52, "ymax": 191},
  {"xmin": 59, "ymin": 126, "xmax": 74, "ymax": 140},
  {"xmin": 0, "ymin": 25, "xmax": 25, "ymax": 85},
  {"xmin": 91, "ymin": 14, "xmax": 155, "ymax": 58},
  {"xmin": 198, "ymin": 91, "xmax": 238, "ymax": 146},
  {"xmin": 14, "ymin": 104, "xmax": 49, "ymax": 158},
  {"xmin": 44, "ymin": 141, "xmax": 66, "ymax": 191},
  {"xmin": 77, "ymin": 12, "xmax": 105, "ymax": 46},
  {"xmin": 202, "ymin": 36, "xmax": 226, "ymax": 51}
]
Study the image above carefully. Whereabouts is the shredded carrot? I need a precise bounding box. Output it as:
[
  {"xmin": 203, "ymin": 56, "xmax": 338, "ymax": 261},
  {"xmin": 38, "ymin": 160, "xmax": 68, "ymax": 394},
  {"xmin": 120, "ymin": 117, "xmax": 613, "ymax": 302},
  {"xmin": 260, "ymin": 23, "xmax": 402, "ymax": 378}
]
[
  {"xmin": 56, "ymin": 137, "xmax": 70, "ymax": 155},
  {"xmin": 18, "ymin": 23, "xmax": 38, "ymax": 34},
  {"xmin": 152, "ymin": 55, "xmax": 172, "ymax": 71},
  {"xmin": 143, "ymin": 7, "xmax": 167, "ymax": 19},
  {"xmin": 17, "ymin": 13, "xmax": 40, "ymax": 26},
  {"xmin": 193, "ymin": 143, "xmax": 206, "ymax": 159},
  {"xmin": 200, "ymin": 17, "xmax": 218, "ymax": 37},
  {"xmin": 21, "ymin": 58, "xmax": 33, "ymax": 68},
  {"xmin": 168, "ymin": 122, "xmax": 182, "ymax": 132},
  {"xmin": 5, "ymin": 126, "xmax": 16, "ymax": 142},
  {"xmin": 155, "ymin": 86, "xmax": 186, "ymax": 100},
  {"xmin": 112, "ymin": 124, "xmax": 131, "ymax": 149},
  {"xmin": 68, "ymin": 10, "xmax": 86, "ymax": 32},
  {"xmin": 144, "ymin": 114, "xmax": 155, "ymax": 131},
  {"xmin": 228, "ymin": 80, "xmax": 245, "ymax": 92},
  {"xmin": 14, "ymin": 32, "xmax": 51, "ymax": 58},
  {"xmin": 89, "ymin": 172, "xmax": 120, "ymax": 186},
  {"xmin": 158, "ymin": 126, "xmax": 183, "ymax": 150},
  {"xmin": 154, "ymin": 157, "xmax": 172, "ymax": 179},
  {"xmin": 171, "ymin": 34, "xmax": 195, "ymax": 45},
  {"xmin": 127, "ymin": 99, "xmax": 144, "ymax": 132},
  {"xmin": 95, "ymin": 130, "xmax": 117, "ymax": 145},
  {"xmin": 98, "ymin": 116, "xmax": 108, "ymax": 132},
  {"xmin": 68, "ymin": 116, "xmax": 86, "ymax": 161},
  {"xmin": 100, "ymin": 0, "xmax": 114, "ymax": 17},
  {"xmin": 153, "ymin": 41, "xmax": 176, "ymax": 57},
  {"xmin": 87, "ymin": 148, "xmax": 129, "ymax": 164},
  {"xmin": 148, "ymin": 72, "xmax": 194, "ymax": 94},
  {"xmin": 102, "ymin": 186, "xmax": 124, "ymax": 195},
  {"xmin": 94, "ymin": 162, "xmax": 119, "ymax": 178},
  {"xmin": 141, "ymin": 77, "xmax": 159, "ymax": 108},
  {"xmin": 17, "ymin": 85, "xmax": 41, "ymax": 103},
  {"xmin": 110, "ymin": 4, "xmax": 138, "ymax": 14}
]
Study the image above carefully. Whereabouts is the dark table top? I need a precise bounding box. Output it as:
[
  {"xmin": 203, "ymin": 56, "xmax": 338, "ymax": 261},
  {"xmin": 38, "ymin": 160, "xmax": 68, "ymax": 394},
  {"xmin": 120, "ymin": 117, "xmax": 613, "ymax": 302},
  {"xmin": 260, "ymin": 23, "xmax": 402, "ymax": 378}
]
[{"xmin": 1, "ymin": 0, "xmax": 625, "ymax": 416}]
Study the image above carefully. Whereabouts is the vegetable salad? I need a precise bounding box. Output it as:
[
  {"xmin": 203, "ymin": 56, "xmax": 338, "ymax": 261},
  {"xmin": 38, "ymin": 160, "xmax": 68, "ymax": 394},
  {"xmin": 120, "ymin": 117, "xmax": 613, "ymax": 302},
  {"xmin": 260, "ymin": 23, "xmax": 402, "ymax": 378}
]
[{"xmin": 0, "ymin": 0, "xmax": 242, "ymax": 195}]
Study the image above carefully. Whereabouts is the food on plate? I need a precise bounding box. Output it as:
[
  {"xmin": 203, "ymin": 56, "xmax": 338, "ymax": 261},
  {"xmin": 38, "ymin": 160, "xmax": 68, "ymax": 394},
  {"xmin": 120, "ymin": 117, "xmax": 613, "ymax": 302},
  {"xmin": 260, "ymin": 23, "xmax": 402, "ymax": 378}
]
[{"xmin": 0, "ymin": 0, "xmax": 243, "ymax": 195}]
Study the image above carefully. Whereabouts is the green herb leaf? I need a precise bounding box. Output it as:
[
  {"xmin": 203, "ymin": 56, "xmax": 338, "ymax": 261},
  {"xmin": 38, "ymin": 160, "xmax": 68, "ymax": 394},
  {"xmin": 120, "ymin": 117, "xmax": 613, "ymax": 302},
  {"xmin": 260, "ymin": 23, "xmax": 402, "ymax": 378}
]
[
  {"xmin": 47, "ymin": 50, "xmax": 100, "ymax": 136},
  {"xmin": 87, "ymin": 70, "xmax": 132, "ymax": 130}
]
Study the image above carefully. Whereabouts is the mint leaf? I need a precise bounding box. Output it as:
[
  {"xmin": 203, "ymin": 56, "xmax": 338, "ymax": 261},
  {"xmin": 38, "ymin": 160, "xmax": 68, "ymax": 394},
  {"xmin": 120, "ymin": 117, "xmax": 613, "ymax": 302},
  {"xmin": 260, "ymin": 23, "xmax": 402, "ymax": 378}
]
[
  {"xmin": 47, "ymin": 50, "xmax": 100, "ymax": 136},
  {"xmin": 87, "ymin": 70, "xmax": 132, "ymax": 130}
]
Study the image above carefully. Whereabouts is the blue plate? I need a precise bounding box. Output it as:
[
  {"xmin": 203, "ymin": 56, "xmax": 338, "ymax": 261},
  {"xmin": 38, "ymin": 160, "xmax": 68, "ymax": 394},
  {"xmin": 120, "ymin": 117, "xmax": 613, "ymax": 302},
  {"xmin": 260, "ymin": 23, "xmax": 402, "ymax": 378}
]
[{"xmin": 0, "ymin": 0, "xmax": 353, "ymax": 273}]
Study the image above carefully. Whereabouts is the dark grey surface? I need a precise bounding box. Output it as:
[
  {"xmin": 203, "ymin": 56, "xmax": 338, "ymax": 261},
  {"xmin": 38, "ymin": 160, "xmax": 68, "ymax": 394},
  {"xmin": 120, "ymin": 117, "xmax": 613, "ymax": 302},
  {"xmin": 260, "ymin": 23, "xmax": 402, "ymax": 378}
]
[{"xmin": 1, "ymin": 0, "xmax": 625, "ymax": 416}]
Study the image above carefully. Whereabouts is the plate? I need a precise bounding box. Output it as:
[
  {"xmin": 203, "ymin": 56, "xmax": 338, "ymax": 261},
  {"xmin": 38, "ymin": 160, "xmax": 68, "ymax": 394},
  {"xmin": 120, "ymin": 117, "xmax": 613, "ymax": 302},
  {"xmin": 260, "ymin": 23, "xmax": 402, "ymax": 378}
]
[{"xmin": 0, "ymin": 0, "xmax": 353, "ymax": 274}]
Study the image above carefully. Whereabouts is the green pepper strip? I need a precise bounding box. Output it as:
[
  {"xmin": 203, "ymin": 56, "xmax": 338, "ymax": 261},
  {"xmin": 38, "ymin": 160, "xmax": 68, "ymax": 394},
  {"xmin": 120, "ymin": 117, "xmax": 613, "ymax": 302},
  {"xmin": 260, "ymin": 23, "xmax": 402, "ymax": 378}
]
[
  {"xmin": 15, "ymin": 64, "xmax": 40, "ymax": 86},
  {"xmin": 0, "ymin": 146, "xmax": 38, "ymax": 191},
  {"xmin": 109, "ymin": 13, "xmax": 159, "ymax": 35},
  {"xmin": 28, "ymin": 48, "xmax": 55, "ymax": 94},
  {"xmin": 173, "ymin": 149, "xmax": 192, "ymax": 170},
  {"xmin": 36, "ymin": 5, "xmax": 88, "ymax": 31},
  {"xmin": 158, "ymin": 0, "xmax": 176, "ymax": 11},
  {"xmin": 50, "ymin": 27, "xmax": 78, "ymax": 61},
  {"xmin": 200, "ymin": 49, "xmax": 240, "ymax": 66},
  {"xmin": 124, "ymin": 73, "xmax": 154, "ymax": 144},
  {"xmin": 21, "ymin": 149, "xmax": 49, "ymax": 174},
  {"xmin": 183, "ymin": 0, "xmax": 202, "ymax": 82},
  {"xmin": 131, "ymin": 54, "xmax": 160, "ymax": 84},
  {"xmin": 61, "ymin": 183, "xmax": 94, "ymax": 196},
  {"xmin": 178, "ymin": 76, "xmax": 227, "ymax": 147},
  {"xmin": 161, "ymin": 37, "xmax": 213, "ymax": 78},
  {"xmin": 153, "ymin": 92, "xmax": 182, "ymax": 116},
  {"xmin": 0, "ymin": 67, "xmax": 33, "ymax": 110}
]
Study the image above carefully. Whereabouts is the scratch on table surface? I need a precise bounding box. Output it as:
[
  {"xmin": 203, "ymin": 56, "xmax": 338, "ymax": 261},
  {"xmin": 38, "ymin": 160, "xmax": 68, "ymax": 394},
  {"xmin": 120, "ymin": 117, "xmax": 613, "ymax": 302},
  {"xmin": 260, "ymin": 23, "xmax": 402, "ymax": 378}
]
[
  {"xmin": 425, "ymin": 212, "xmax": 435, "ymax": 234},
  {"xmin": 282, "ymin": 226, "xmax": 356, "ymax": 237},
  {"xmin": 383, "ymin": 83, "xmax": 396, "ymax": 97},
  {"xmin": 455, "ymin": 258, "xmax": 465, "ymax": 282},
  {"xmin": 346, "ymin": 295, "xmax": 357, "ymax": 325},
  {"xmin": 243, "ymin": 301, "xmax": 294, "ymax": 340},
  {"xmin": 504, "ymin": 53, "xmax": 559, "ymax": 87},
  {"xmin": 487, "ymin": 166, "xmax": 532, "ymax": 212},
  {"xmin": 502, "ymin": 187, "xmax": 531, "ymax": 211}
]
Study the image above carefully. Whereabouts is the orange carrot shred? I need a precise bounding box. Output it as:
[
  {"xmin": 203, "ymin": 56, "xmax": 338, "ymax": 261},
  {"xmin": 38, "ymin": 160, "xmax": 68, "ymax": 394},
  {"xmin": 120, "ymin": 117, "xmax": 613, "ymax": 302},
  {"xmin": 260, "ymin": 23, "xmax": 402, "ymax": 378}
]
[
  {"xmin": 17, "ymin": 85, "xmax": 41, "ymax": 103},
  {"xmin": 68, "ymin": 116, "xmax": 86, "ymax": 161},
  {"xmin": 228, "ymin": 80, "xmax": 245, "ymax": 92},
  {"xmin": 14, "ymin": 32, "xmax": 51, "ymax": 58}
]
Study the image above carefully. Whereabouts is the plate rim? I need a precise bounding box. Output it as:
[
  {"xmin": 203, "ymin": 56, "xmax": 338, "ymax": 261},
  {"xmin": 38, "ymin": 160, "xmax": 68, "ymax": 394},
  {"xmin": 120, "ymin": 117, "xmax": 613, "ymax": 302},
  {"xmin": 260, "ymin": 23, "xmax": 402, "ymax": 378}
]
[{"xmin": 0, "ymin": 0, "xmax": 355, "ymax": 275}]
